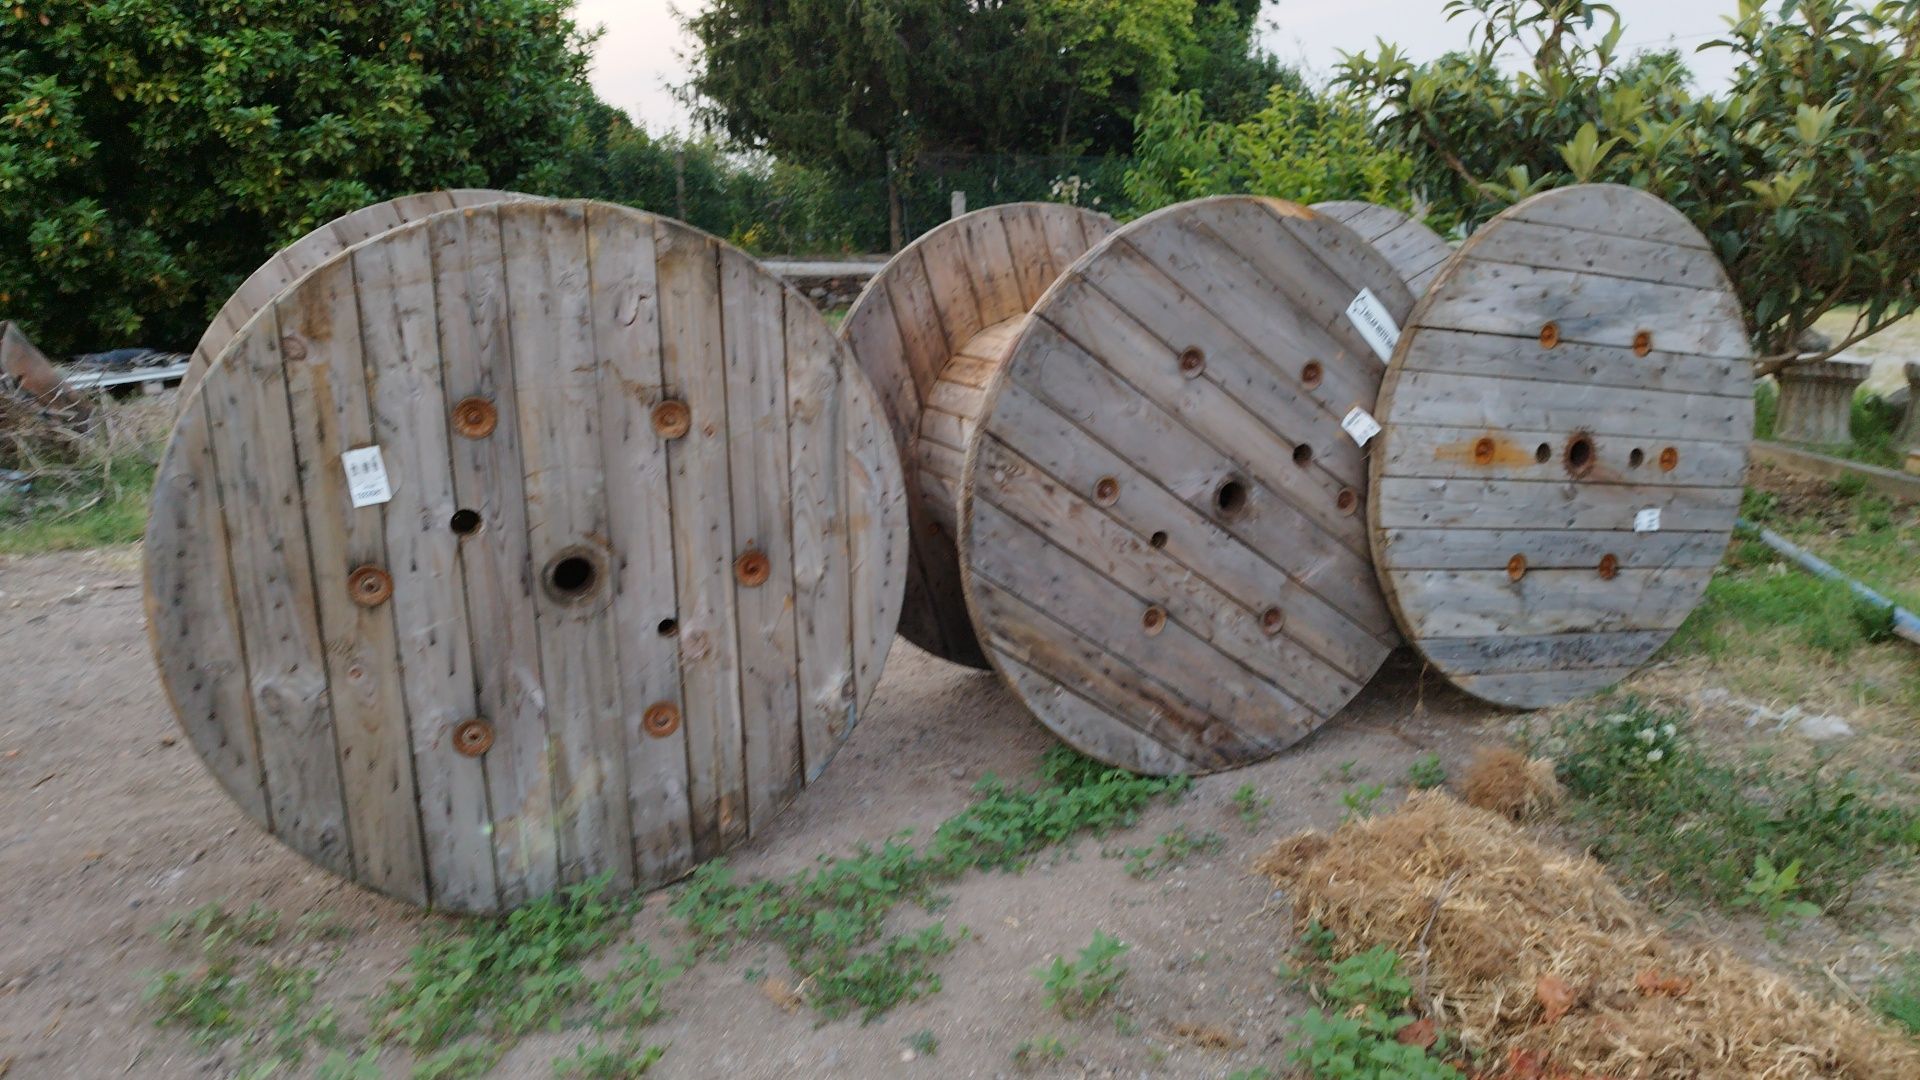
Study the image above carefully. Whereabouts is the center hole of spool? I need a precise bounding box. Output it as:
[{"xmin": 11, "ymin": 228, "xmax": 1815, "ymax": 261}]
[
  {"xmin": 544, "ymin": 550, "xmax": 600, "ymax": 601},
  {"xmin": 450, "ymin": 509, "xmax": 483, "ymax": 536},
  {"xmin": 1214, "ymin": 478, "xmax": 1249, "ymax": 519},
  {"xmin": 1565, "ymin": 433, "xmax": 1595, "ymax": 477}
]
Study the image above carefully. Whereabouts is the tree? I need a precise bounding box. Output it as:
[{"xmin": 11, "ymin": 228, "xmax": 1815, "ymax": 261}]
[
  {"xmin": 681, "ymin": 0, "xmax": 1285, "ymax": 174},
  {"xmin": 1338, "ymin": 0, "xmax": 1920, "ymax": 368},
  {"xmin": 1, "ymin": 0, "xmax": 598, "ymax": 354}
]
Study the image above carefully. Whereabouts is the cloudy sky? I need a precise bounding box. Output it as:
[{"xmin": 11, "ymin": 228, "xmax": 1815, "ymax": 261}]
[{"xmin": 575, "ymin": 0, "xmax": 1746, "ymax": 134}]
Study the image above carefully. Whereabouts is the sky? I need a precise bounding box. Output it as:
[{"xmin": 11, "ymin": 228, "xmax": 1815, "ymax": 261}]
[{"xmin": 575, "ymin": 0, "xmax": 1747, "ymax": 135}]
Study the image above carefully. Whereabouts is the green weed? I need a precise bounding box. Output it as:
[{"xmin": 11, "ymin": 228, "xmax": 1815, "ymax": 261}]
[
  {"xmin": 1732, "ymin": 855, "xmax": 1821, "ymax": 926},
  {"xmin": 670, "ymin": 747, "xmax": 1187, "ymax": 1022},
  {"xmin": 1036, "ymin": 930, "xmax": 1130, "ymax": 1018},
  {"xmin": 1012, "ymin": 1033, "xmax": 1070, "ymax": 1069},
  {"xmin": 1405, "ymin": 753, "xmax": 1447, "ymax": 791},
  {"xmin": 1231, "ymin": 783, "xmax": 1272, "ymax": 828},
  {"xmin": 1289, "ymin": 947, "xmax": 1463, "ymax": 1080},
  {"xmin": 1340, "ymin": 783, "xmax": 1387, "ymax": 821},
  {"xmin": 553, "ymin": 1037, "xmax": 666, "ymax": 1078},
  {"xmin": 1555, "ymin": 702, "xmax": 1919, "ymax": 910},
  {"xmin": 143, "ymin": 903, "xmax": 340, "ymax": 1073},
  {"xmin": 1109, "ymin": 825, "xmax": 1224, "ymax": 879},
  {"xmin": 413, "ymin": 1042, "xmax": 505, "ymax": 1080},
  {"xmin": 1873, "ymin": 955, "xmax": 1920, "ymax": 1035},
  {"xmin": 904, "ymin": 1028, "xmax": 939, "ymax": 1056}
]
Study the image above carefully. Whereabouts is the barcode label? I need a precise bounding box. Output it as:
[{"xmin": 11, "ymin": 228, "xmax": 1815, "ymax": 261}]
[
  {"xmin": 342, "ymin": 446, "xmax": 393, "ymax": 508},
  {"xmin": 1341, "ymin": 407, "xmax": 1382, "ymax": 447},
  {"xmin": 1345, "ymin": 288, "xmax": 1402, "ymax": 362}
]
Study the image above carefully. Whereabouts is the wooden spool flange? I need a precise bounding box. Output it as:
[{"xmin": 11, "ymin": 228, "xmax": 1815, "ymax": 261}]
[
  {"xmin": 178, "ymin": 189, "xmax": 541, "ymax": 406},
  {"xmin": 145, "ymin": 200, "xmax": 906, "ymax": 912},
  {"xmin": 1313, "ymin": 202, "xmax": 1454, "ymax": 297},
  {"xmin": 959, "ymin": 196, "xmax": 1411, "ymax": 775},
  {"xmin": 1368, "ymin": 184, "xmax": 1752, "ymax": 709},
  {"xmin": 841, "ymin": 203, "xmax": 1116, "ymax": 667}
]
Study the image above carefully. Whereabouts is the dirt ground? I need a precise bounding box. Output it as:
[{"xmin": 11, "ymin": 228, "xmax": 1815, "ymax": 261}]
[{"xmin": 0, "ymin": 546, "xmax": 1517, "ymax": 1078}]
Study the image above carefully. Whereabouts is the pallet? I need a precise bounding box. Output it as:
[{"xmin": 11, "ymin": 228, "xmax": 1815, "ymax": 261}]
[
  {"xmin": 177, "ymin": 190, "xmax": 538, "ymax": 406},
  {"xmin": 840, "ymin": 203, "xmax": 1116, "ymax": 667},
  {"xmin": 145, "ymin": 200, "xmax": 906, "ymax": 911},
  {"xmin": 1368, "ymin": 184, "xmax": 1752, "ymax": 709},
  {"xmin": 958, "ymin": 196, "xmax": 1410, "ymax": 774}
]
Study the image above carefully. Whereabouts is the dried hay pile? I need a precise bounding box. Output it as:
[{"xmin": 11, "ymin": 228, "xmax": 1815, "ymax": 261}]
[{"xmin": 1258, "ymin": 791, "xmax": 1920, "ymax": 1078}]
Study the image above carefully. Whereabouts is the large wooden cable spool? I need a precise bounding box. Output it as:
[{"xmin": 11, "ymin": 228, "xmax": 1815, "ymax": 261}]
[
  {"xmin": 177, "ymin": 189, "xmax": 541, "ymax": 406},
  {"xmin": 1313, "ymin": 201, "xmax": 1454, "ymax": 297},
  {"xmin": 840, "ymin": 203, "xmax": 1116, "ymax": 668},
  {"xmin": 145, "ymin": 200, "xmax": 907, "ymax": 912},
  {"xmin": 1368, "ymin": 184, "xmax": 1752, "ymax": 709},
  {"xmin": 958, "ymin": 196, "xmax": 1410, "ymax": 775}
]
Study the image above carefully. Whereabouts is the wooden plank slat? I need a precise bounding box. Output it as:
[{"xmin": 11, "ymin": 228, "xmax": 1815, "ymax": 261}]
[
  {"xmin": 1368, "ymin": 184, "xmax": 1753, "ymax": 709},
  {"xmin": 962, "ymin": 196, "xmax": 1406, "ymax": 774}
]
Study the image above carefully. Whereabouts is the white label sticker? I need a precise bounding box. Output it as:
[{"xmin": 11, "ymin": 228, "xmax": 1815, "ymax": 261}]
[
  {"xmin": 1340, "ymin": 406, "xmax": 1382, "ymax": 447},
  {"xmin": 341, "ymin": 446, "xmax": 393, "ymax": 508},
  {"xmin": 1634, "ymin": 507, "xmax": 1662, "ymax": 533},
  {"xmin": 1344, "ymin": 287, "xmax": 1402, "ymax": 362}
]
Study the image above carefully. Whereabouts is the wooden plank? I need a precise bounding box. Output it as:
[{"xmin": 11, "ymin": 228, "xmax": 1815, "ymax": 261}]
[
  {"xmin": 720, "ymin": 245, "xmax": 804, "ymax": 833},
  {"xmin": 987, "ymin": 648, "xmax": 1199, "ymax": 776},
  {"xmin": 1502, "ymin": 182, "xmax": 1713, "ymax": 249},
  {"xmin": 1379, "ymin": 425, "xmax": 1749, "ymax": 485},
  {"xmin": 1373, "ymin": 477, "xmax": 1741, "ymax": 532},
  {"xmin": 428, "ymin": 205, "xmax": 561, "ymax": 907},
  {"xmin": 1463, "ymin": 218, "xmax": 1729, "ymax": 290},
  {"xmin": 279, "ymin": 254, "xmax": 433, "ymax": 907},
  {"xmin": 1455, "ymin": 668, "xmax": 1644, "ymax": 710},
  {"xmin": 143, "ymin": 392, "xmax": 269, "ymax": 824},
  {"xmin": 1396, "ymin": 327, "xmax": 1751, "ymax": 399},
  {"xmin": 1416, "ymin": 631, "xmax": 1678, "ymax": 675},
  {"xmin": 1418, "ymin": 260, "xmax": 1750, "ymax": 359},
  {"xmin": 999, "ymin": 205, "xmax": 1059, "ymax": 308},
  {"xmin": 1378, "ymin": 527, "xmax": 1731, "ymax": 572},
  {"xmin": 501, "ymin": 203, "xmax": 636, "ymax": 891},
  {"xmin": 1389, "ymin": 566, "xmax": 1706, "ymax": 638},
  {"xmin": 584, "ymin": 204, "xmax": 694, "ymax": 884},
  {"xmin": 960, "ymin": 211, "xmax": 1027, "ymax": 325},
  {"xmin": 845, "ymin": 364, "xmax": 905, "ymax": 711},
  {"xmin": 203, "ymin": 306, "xmax": 352, "ymax": 876},
  {"xmin": 655, "ymin": 223, "xmax": 747, "ymax": 859},
  {"xmin": 917, "ymin": 223, "xmax": 985, "ymax": 353},
  {"xmin": 1385, "ymin": 370, "xmax": 1752, "ymax": 438}
]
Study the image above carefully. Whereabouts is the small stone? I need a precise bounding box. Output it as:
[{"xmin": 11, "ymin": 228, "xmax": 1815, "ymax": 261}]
[
  {"xmin": 1796, "ymin": 713, "xmax": 1855, "ymax": 741},
  {"xmin": 127, "ymin": 897, "xmax": 142, "ymax": 909},
  {"xmin": 901, "ymin": 1049, "xmax": 916, "ymax": 1062},
  {"xmin": 949, "ymin": 766, "xmax": 966, "ymax": 780},
  {"xmin": 159, "ymin": 735, "xmax": 177, "ymax": 747}
]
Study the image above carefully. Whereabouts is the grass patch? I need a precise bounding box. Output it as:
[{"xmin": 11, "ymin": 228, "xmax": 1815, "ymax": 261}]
[
  {"xmin": 1874, "ymin": 955, "xmax": 1920, "ymax": 1036},
  {"xmin": 1036, "ymin": 930, "xmax": 1129, "ymax": 1018},
  {"xmin": 670, "ymin": 747, "xmax": 1187, "ymax": 1021},
  {"xmin": 1753, "ymin": 379, "xmax": 1904, "ymax": 469},
  {"xmin": 0, "ymin": 454, "xmax": 153, "ymax": 553},
  {"xmin": 1551, "ymin": 701, "xmax": 1920, "ymax": 913}
]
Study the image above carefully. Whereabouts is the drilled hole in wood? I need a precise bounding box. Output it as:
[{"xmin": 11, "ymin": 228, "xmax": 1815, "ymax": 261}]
[
  {"xmin": 1539, "ymin": 322, "xmax": 1560, "ymax": 349},
  {"xmin": 1291, "ymin": 444, "xmax": 1313, "ymax": 468},
  {"xmin": 1300, "ymin": 361, "xmax": 1323, "ymax": 388},
  {"xmin": 1633, "ymin": 330, "xmax": 1654, "ymax": 357},
  {"xmin": 1214, "ymin": 478, "xmax": 1249, "ymax": 519},
  {"xmin": 1659, "ymin": 447, "xmax": 1679, "ymax": 472},
  {"xmin": 735, "ymin": 548, "xmax": 771, "ymax": 587},
  {"xmin": 1507, "ymin": 554, "xmax": 1527, "ymax": 582},
  {"xmin": 1336, "ymin": 489, "xmax": 1357, "ymax": 514},
  {"xmin": 543, "ymin": 550, "xmax": 600, "ymax": 601},
  {"xmin": 1141, "ymin": 605, "xmax": 1168, "ymax": 636},
  {"xmin": 1565, "ymin": 433, "xmax": 1595, "ymax": 477},
  {"xmin": 1149, "ymin": 530, "xmax": 1169, "ymax": 549},
  {"xmin": 449, "ymin": 509, "xmax": 483, "ymax": 536},
  {"xmin": 1178, "ymin": 347, "xmax": 1206, "ymax": 378},
  {"xmin": 1260, "ymin": 607, "xmax": 1285, "ymax": 636},
  {"xmin": 1093, "ymin": 476, "xmax": 1120, "ymax": 506},
  {"xmin": 1629, "ymin": 448, "xmax": 1646, "ymax": 468},
  {"xmin": 1598, "ymin": 554, "xmax": 1620, "ymax": 580},
  {"xmin": 1535, "ymin": 443, "xmax": 1552, "ymax": 464},
  {"xmin": 657, "ymin": 618, "xmax": 678, "ymax": 637},
  {"xmin": 451, "ymin": 397, "xmax": 498, "ymax": 439}
]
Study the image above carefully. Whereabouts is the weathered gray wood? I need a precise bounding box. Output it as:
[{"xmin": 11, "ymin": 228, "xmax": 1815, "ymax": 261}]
[
  {"xmin": 180, "ymin": 190, "xmax": 536, "ymax": 406},
  {"xmin": 1311, "ymin": 201, "xmax": 1454, "ymax": 297},
  {"xmin": 1369, "ymin": 184, "xmax": 1752, "ymax": 709},
  {"xmin": 961, "ymin": 196, "xmax": 1407, "ymax": 775},
  {"xmin": 147, "ymin": 200, "xmax": 906, "ymax": 912},
  {"xmin": 841, "ymin": 203, "xmax": 1115, "ymax": 668}
]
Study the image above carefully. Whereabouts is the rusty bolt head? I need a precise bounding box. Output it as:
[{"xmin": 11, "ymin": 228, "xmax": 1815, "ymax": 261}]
[
  {"xmin": 1659, "ymin": 447, "xmax": 1679, "ymax": 472},
  {"xmin": 1260, "ymin": 606, "xmax": 1285, "ymax": 636},
  {"xmin": 1506, "ymin": 554, "xmax": 1527, "ymax": 582},
  {"xmin": 1539, "ymin": 322, "xmax": 1560, "ymax": 350},
  {"xmin": 1598, "ymin": 553, "xmax": 1620, "ymax": 580},
  {"xmin": 1473, "ymin": 436, "xmax": 1497, "ymax": 465},
  {"xmin": 1336, "ymin": 489, "xmax": 1357, "ymax": 514},
  {"xmin": 1178, "ymin": 347, "xmax": 1206, "ymax": 378},
  {"xmin": 643, "ymin": 701, "xmax": 682, "ymax": 738},
  {"xmin": 453, "ymin": 718, "xmax": 494, "ymax": 757},
  {"xmin": 652, "ymin": 399, "xmax": 692, "ymax": 440},
  {"xmin": 1633, "ymin": 330, "xmax": 1654, "ymax": 357},
  {"xmin": 1300, "ymin": 361, "xmax": 1324, "ymax": 389},
  {"xmin": 736, "ymin": 548, "xmax": 771, "ymax": 587},
  {"xmin": 348, "ymin": 565, "xmax": 393, "ymax": 607},
  {"xmin": 451, "ymin": 397, "xmax": 498, "ymax": 438},
  {"xmin": 1141, "ymin": 605, "xmax": 1168, "ymax": 636},
  {"xmin": 1093, "ymin": 476, "xmax": 1120, "ymax": 506}
]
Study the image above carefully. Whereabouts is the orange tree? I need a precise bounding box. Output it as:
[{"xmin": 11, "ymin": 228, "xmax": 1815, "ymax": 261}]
[
  {"xmin": 1338, "ymin": 0, "xmax": 1920, "ymax": 369},
  {"xmin": 1, "ymin": 0, "xmax": 596, "ymax": 355}
]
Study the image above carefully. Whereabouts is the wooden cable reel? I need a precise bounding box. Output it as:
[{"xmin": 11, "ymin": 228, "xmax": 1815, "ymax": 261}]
[
  {"xmin": 1368, "ymin": 184, "xmax": 1752, "ymax": 708},
  {"xmin": 145, "ymin": 200, "xmax": 907, "ymax": 912},
  {"xmin": 1313, "ymin": 202, "xmax": 1454, "ymax": 298},
  {"xmin": 177, "ymin": 189, "xmax": 542, "ymax": 406},
  {"xmin": 840, "ymin": 203, "xmax": 1117, "ymax": 667},
  {"xmin": 959, "ymin": 196, "xmax": 1412, "ymax": 774}
]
